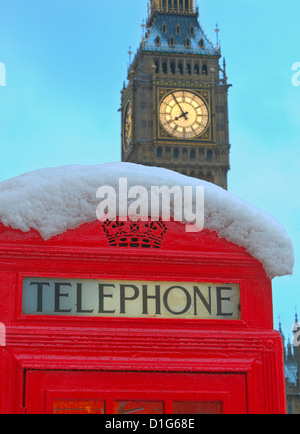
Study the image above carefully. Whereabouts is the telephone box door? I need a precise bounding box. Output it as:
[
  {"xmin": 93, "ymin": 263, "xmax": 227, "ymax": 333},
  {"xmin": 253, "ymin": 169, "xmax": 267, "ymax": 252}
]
[{"xmin": 24, "ymin": 370, "xmax": 247, "ymax": 414}]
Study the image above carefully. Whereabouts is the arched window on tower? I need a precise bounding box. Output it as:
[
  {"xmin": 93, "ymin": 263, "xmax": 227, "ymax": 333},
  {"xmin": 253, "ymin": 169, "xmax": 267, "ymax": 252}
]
[
  {"xmin": 169, "ymin": 36, "xmax": 175, "ymax": 47},
  {"xmin": 157, "ymin": 147, "xmax": 162, "ymax": 158},
  {"xmin": 206, "ymin": 172, "xmax": 214, "ymax": 183},
  {"xmin": 202, "ymin": 64, "xmax": 208, "ymax": 75},
  {"xmin": 185, "ymin": 38, "xmax": 191, "ymax": 48},
  {"xmin": 178, "ymin": 62, "xmax": 183, "ymax": 74},
  {"xmin": 207, "ymin": 150, "xmax": 213, "ymax": 162},
  {"xmin": 175, "ymin": 24, "xmax": 181, "ymax": 35},
  {"xmin": 155, "ymin": 36, "xmax": 161, "ymax": 47},
  {"xmin": 179, "ymin": 0, "xmax": 183, "ymax": 11},
  {"xmin": 170, "ymin": 61, "xmax": 176, "ymax": 74},
  {"xmin": 162, "ymin": 0, "xmax": 167, "ymax": 11},
  {"xmin": 194, "ymin": 63, "xmax": 199, "ymax": 75},
  {"xmin": 162, "ymin": 61, "xmax": 168, "ymax": 74},
  {"xmin": 186, "ymin": 63, "xmax": 192, "ymax": 75}
]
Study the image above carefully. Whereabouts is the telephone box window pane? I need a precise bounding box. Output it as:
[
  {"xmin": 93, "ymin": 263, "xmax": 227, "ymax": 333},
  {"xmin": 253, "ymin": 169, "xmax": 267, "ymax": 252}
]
[
  {"xmin": 173, "ymin": 401, "xmax": 222, "ymax": 414},
  {"xmin": 53, "ymin": 400, "xmax": 105, "ymax": 414},
  {"xmin": 114, "ymin": 401, "xmax": 164, "ymax": 414}
]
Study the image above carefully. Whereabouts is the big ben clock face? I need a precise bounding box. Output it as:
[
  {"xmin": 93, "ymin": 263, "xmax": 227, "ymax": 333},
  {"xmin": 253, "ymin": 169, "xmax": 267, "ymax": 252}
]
[
  {"xmin": 159, "ymin": 91, "xmax": 209, "ymax": 139},
  {"xmin": 124, "ymin": 102, "xmax": 132, "ymax": 149}
]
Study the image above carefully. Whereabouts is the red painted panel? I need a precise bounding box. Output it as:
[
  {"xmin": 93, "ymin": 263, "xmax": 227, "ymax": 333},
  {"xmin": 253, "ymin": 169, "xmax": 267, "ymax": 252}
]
[
  {"xmin": 25, "ymin": 371, "xmax": 247, "ymax": 415},
  {"xmin": 0, "ymin": 220, "xmax": 254, "ymax": 254}
]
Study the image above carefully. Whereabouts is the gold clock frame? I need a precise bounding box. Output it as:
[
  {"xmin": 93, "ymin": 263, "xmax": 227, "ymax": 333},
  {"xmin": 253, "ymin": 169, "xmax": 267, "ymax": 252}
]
[
  {"xmin": 121, "ymin": 83, "xmax": 134, "ymax": 156},
  {"xmin": 123, "ymin": 101, "xmax": 132, "ymax": 152},
  {"xmin": 154, "ymin": 83, "xmax": 216, "ymax": 146}
]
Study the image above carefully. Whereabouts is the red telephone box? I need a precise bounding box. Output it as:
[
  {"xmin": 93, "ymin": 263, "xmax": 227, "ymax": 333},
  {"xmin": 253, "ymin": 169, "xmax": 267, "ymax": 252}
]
[
  {"xmin": 0, "ymin": 164, "xmax": 293, "ymax": 414},
  {"xmin": 0, "ymin": 217, "xmax": 287, "ymax": 415}
]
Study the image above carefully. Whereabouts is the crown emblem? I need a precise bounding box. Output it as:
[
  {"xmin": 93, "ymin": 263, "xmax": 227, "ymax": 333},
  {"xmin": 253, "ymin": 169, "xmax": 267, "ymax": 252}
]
[{"xmin": 102, "ymin": 218, "xmax": 167, "ymax": 249}]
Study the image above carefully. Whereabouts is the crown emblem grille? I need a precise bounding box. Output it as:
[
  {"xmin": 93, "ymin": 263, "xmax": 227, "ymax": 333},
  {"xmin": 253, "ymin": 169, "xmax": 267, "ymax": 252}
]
[{"xmin": 102, "ymin": 218, "xmax": 167, "ymax": 249}]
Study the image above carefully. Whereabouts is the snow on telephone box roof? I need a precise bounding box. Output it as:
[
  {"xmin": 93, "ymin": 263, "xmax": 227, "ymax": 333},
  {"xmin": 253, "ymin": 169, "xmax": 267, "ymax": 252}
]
[{"xmin": 0, "ymin": 162, "xmax": 294, "ymax": 279}]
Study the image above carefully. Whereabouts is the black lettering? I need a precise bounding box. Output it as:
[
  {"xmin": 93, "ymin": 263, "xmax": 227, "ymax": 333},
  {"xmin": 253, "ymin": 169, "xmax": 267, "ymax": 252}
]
[
  {"xmin": 30, "ymin": 282, "xmax": 50, "ymax": 313},
  {"xmin": 98, "ymin": 284, "xmax": 116, "ymax": 314},
  {"xmin": 54, "ymin": 282, "xmax": 72, "ymax": 313},
  {"xmin": 76, "ymin": 283, "xmax": 94, "ymax": 314},
  {"xmin": 193, "ymin": 286, "xmax": 212, "ymax": 316},
  {"xmin": 216, "ymin": 287, "xmax": 233, "ymax": 317},
  {"xmin": 163, "ymin": 286, "xmax": 191, "ymax": 316},
  {"xmin": 120, "ymin": 285, "xmax": 139, "ymax": 314},
  {"xmin": 142, "ymin": 285, "xmax": 161, "ymax": 315}
]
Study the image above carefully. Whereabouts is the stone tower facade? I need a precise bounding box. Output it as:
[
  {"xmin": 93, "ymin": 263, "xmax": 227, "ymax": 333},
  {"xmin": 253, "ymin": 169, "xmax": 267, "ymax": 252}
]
[
  {"xmin": 121, "ymin": 0, "xmax": 231, "ymax": 189},
  {"xmin": 279, "ymin": 316, "xmax": 300, "ymax": 414}
]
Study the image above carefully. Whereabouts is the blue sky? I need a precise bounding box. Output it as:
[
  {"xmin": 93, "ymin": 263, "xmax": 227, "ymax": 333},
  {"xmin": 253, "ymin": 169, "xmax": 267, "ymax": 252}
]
[{"xmin": 0, "ymin": 0, "xmax": 299, "ymax": 340}]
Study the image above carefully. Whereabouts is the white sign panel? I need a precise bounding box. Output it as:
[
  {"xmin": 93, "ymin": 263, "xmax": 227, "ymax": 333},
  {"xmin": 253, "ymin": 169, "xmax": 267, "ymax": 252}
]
[{"xmin": 22, "ymin": 278, "xmax": 241, "ymax": 320}]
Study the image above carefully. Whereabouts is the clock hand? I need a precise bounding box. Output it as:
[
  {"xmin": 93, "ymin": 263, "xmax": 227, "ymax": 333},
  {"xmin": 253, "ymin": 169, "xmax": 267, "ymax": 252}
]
[
  {"xmin": 175, "ymin": 112, "xmax": 189, "ymax": 121},
  {"xmin": 172, "ymin": 94, "xmax": 188, "ymax": 120}
]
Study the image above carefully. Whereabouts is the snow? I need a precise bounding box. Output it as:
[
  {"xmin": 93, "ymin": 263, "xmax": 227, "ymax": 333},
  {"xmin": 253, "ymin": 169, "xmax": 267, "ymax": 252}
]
[{"xmin": 0, "ymin": 162, "xmax": 294, "ymax": 279}]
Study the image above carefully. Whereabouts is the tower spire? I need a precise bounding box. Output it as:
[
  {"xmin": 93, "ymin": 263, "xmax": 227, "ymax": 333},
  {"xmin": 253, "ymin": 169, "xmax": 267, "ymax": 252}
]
[
  {"xmin": 278, "ymin": 317, "xmax": 287, "ymax": 361},
  {"xmin": 127, "ymin": 46, "xmax": 133, "ymax": 65},
  {"xmin": 287, "ymin": 336, "xmax": 294, "ymax": 361},
  {"xmin": 215, "ymin": 23, "xmax": 220, "ymax": 50}
]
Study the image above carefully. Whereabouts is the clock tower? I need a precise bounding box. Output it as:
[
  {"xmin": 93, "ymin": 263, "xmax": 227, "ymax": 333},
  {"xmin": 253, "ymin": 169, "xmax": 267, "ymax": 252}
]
[{"xmin": 121, "ymin": 0, "xmax": 231, "ymax": 189}]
